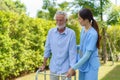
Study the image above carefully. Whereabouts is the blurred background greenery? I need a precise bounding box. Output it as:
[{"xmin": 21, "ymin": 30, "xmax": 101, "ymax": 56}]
[{"xmin": 0, "ymin": 0, "xmax": 120, "ymax": 80}]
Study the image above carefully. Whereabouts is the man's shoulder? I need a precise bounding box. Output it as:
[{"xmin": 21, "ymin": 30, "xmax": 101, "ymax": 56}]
[
  {"xmin": 66, "ymin": 27, "xmax": 72, "ymax": 30},
  {"xmin": 66, "ymin": 27, "xmax": 75, "ymax": 33},
  {"xmin": 49, "ymin": 27, "xmax": 56, "ymax": 30},
  {"xmin": 48, "ymin": 27, "xmax": 56, "ymax": 33}
]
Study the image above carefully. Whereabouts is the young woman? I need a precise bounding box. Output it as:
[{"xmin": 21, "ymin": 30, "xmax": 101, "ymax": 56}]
[{"xmin": 66, "ymin": 8, "xmax": 101, "ymax": 80}]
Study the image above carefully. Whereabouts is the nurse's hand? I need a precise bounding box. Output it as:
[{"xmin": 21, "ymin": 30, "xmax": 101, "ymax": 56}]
[{"xmin": 66, "ymin": 68, "xmax": 76, "ymax": 78}]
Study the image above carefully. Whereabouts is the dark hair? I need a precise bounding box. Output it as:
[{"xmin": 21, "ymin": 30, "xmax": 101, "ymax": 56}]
[{"xmin": 79, "ymin": 8, "xmax": 100, "ymax": 49}]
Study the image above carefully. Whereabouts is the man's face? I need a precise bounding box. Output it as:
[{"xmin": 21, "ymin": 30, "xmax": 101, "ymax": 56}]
[{"xmin": 55, "ymin": 14, "xmax": 66, "ymax": 29}]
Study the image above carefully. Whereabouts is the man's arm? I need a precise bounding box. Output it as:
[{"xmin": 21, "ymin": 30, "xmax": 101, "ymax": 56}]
[
  {"xmin": 40, "ymin": 57, "xmax": 48, "ymax": 71},
  {"xmin": 40, "ymin": 30, "xmax": 51, "ymax": 70},
  {"xmin": 69, "ymin": 31, "xmax": 77, "ymax": 68}
]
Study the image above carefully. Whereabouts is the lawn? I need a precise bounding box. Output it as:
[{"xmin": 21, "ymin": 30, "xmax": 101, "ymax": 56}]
[
  {"xmin": 98, "ymin": 62, "xmax": 120, "ymax": 80},
  {"xmin": 15, "ymin": 62, "xmax": 120, "ymax": 80}
]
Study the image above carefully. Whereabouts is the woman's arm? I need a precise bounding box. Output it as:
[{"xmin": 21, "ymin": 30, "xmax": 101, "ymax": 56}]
[{"xmin": 72, "ymin": 50, "xmax": 92, "ymax": 70}]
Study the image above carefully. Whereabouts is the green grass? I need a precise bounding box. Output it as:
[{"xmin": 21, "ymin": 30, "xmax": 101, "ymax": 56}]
[
  {"xmin": 99, "ymin": 62, "xmax": 120, "ymax": 80},
  {"xmin": 15, "ymin": 62, "xmax": 120, "ymax": 80}
]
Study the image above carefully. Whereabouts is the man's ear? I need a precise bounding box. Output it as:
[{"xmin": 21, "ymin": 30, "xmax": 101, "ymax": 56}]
[{"xmin": 66, "ymin": 19, "xmax": 68, "ymax": 22}]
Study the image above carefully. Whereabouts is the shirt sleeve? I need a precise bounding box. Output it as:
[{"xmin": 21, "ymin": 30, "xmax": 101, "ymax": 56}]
[
  {"xmin": 69, "ymin": 31, "xmax": 77, "ymax": 68},
  {"xmin": 44, "ymin": 30, "xmax": 51, "ymax": 58},
  {"xmin": 77, "ymin": 45, "xmax": 80, "ymax": 53},
  {"xmin": 86, "ymin": 33, "xmax": 98, "ymax": 51},
  {"xmin": 72, "ymin": 50, "xmax": 92, "ymax": 70}
]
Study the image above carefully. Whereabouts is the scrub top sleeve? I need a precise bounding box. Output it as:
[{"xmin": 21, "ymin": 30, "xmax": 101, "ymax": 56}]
[
  {"xmin": 86, "ymin": 33, "xmax": 98, "ymax": 51},
  {"xmin": 72, "ymin": 50, "xmax": 92, "ymax": 70}
]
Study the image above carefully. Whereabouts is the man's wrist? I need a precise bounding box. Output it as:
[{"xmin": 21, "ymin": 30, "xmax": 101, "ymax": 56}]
[{"xmin": 42, "ymin": 62, "xmax": 46, "ymax": 67}]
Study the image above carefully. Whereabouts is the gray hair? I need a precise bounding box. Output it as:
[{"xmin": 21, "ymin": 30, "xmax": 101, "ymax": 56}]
[{"xmin": 54, "ymin": 11, "xmax": 68, "ymax": 20}]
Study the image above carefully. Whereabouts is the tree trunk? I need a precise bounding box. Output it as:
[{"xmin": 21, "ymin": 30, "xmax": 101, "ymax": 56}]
[
  {"xmin": 100, "ymin": 0, "xmax": 107, "ymax": 63},
  {"xmin": 102, "ymin": 28, "xmax": 107, "ymax": 63},
  {"xmin": 106, "ymin": 33, "xmax": 114, "ymax": 65}
]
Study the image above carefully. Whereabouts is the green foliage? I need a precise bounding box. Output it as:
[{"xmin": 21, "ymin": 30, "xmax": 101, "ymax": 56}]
[
  {"xmin": 37, "ymin": 7, "xmax": 57, "ymax": 20},
  {"xmin": 106, "ymin": 25, "xmax": 120, "ymax": 53},
  {"xmin": 58, "ymin": 1, "xmax": 70, "ymax": 11},
  {"xmin": 0, "ymin": 11, "xmax": 55, "ymax": 80},
  {"xmin": 0, "ymin": 9, "xmax": 81, "ymax": 79},
  {"xmin": 37, "ymin": 0, "xmax": 57, "ymax": 20},
  {"xmin": 0, "ymin": 0, "xmax": 26, "ymax": 13},
  {"xmin": 66, "ymin": 0, "xmax": 110, "ymax": 17},
  {"xmin": 67, "ymin": 19, "xmax": 81, "ymax": 44},
  {"xmin": 107, "ymin": 5, "xmax": 120, "ymax": 25},
  {"xmin": 37, "ymin": 1, "xmax": 70, "ymax": 20}
]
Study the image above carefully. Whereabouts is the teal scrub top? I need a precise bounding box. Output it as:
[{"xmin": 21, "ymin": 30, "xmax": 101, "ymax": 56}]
[{"xmin": 78, "ymin": 27, "xmax": 100, "ymax": 72}]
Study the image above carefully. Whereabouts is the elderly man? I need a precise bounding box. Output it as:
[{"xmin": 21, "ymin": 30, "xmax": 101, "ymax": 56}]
[{"xmin": 40, "ymin": 11, "xmax": 77, "ymax": 80}]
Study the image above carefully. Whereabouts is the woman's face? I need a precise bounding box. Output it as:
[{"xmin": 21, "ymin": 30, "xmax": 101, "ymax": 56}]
[{"xmin": 78, "ymin": 14, "xmax": 88, "ymax": 26}]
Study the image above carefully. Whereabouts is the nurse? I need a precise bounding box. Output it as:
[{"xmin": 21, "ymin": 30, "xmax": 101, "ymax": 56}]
[{"xmin": 66, "ymin": 8, "xmax": 101, "ymax": 80}]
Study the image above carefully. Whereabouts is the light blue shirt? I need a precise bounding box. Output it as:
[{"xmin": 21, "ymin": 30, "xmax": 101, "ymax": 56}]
[
  {"xmin": 76, "ymin": 27, "xmax": 100, "ymax": 72},
  {"xmin": 44, "ymin": 27, "xmax": 77, "ymax": 74}
]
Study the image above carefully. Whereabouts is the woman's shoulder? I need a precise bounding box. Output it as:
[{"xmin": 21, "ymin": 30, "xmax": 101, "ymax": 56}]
[
  {"xmin": 89, "ymin": 27, "xmax": 97, "ymax": 35},
  {"xmin": 87, "ymin": 27, "xmax": 98, "ymax": 39}
]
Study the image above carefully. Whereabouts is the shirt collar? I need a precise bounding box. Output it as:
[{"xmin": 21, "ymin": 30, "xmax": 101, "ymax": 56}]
[{"xmin": 54, "ymin": 27, "xmax": 68, "ymax": 35}]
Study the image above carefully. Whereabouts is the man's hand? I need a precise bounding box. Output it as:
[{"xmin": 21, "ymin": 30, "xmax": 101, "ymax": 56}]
[
  {"xmin": 66, "ymin": 68, "xmax": 76, "ymax": 78},
  {"xmin": 39, "ymin": 58, "xmax": 48, "ymax": 71},
  {"xmin": 39, "ymin": 64, "xmax": 46, "ymax": 71}
]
